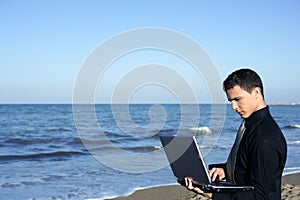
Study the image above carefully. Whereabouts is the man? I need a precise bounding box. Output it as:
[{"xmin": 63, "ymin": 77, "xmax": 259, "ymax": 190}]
[{"xmin": 185, "ymin": 68, "xmax": 287, "ymax": 200}]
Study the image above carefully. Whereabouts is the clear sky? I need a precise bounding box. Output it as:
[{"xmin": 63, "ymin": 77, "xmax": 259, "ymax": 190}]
[{"xmin": 1, "ymin": 0, "xmax": 299, "ymax": 104}]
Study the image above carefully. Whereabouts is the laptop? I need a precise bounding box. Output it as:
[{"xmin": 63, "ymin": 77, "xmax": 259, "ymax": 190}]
[{"xmin": 159, "ymin": 135, "xmax": 254, "ymax": 193}]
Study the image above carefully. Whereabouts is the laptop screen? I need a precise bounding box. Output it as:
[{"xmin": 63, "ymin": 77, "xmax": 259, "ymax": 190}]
[{"xmin": 160, "ymin": 136, "xmax": 211, "ymax": 184}]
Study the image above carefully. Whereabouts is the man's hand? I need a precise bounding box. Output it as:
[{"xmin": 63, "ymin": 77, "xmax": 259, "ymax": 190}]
[
  {"xmin": 184, "ymin": 177, "xmax": 212, "ymax": 199},
  {"xmin": 209, "ymin": 167, "xmax": 226, "ymax": 182},
  {"xmin": 183, "ymin": 168, "xmax": 225, "ymax": 199}
]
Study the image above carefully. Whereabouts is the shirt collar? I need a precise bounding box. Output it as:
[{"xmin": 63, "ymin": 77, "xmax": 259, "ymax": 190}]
[{"xmin": 244, "ymin": 106, "xmax": 269, "ymax": 128}]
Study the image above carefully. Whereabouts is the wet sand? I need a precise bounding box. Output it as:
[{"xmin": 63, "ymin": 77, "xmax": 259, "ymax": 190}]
[{"xmin": 107, "ymin": 172, "xmax": 300, "ymax": 200}]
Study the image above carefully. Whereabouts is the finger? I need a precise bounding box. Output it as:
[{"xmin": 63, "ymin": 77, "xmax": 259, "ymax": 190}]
[
  {"xmin": 208, "ymin": 168, "xmax": 216, "ymax": 177},
  {"xmin": 187, "ymin": 178, "xmax": 193, "ymax": 188},
  {"xmin": 210, "ymin": 169, "xmax": 218, "ymax": 182},
  {"xmin": 219, "ymin": 173, "xmax": 225, "ymax": 180},
  {"xmin": 211, "ymin": 174, "xmax": 216, "ymax": 182},
  {"xmin": 184, "ymin": 177, "xmax": 188, "ymax": 187},
  {"xmin": 212, "ymin": 173, "xmax": 219, "ymax": 181},
  {"xmin": 193, "ymin": 187, "xmax": 204, "ymax": 194},
  {"xmin": 184, "ymin": 178, "xmax": 190, "ymax": 188},
  {"xmin": 186, "ymin": 178, "xmax": 194, "ymax": 190}
]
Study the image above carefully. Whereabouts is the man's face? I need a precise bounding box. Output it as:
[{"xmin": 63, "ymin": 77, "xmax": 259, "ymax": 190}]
[{"xmin": 226, "ymin": 85, "xmax": 260, "ymax": 119}]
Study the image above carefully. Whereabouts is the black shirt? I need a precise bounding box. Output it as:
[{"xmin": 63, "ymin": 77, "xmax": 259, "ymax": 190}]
[{"xmin": 213, "ymin": 106, "xmax": 287, "ymax": 200}]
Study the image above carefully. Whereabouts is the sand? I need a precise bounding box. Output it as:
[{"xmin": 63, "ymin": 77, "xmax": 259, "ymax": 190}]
[
  {"xmin": 281, "ymin": 173, "xmax": 300, "ymax": 199},
  {"xmin": 107, "ymin": 172, "xmax": 300, "ymax": 200}
]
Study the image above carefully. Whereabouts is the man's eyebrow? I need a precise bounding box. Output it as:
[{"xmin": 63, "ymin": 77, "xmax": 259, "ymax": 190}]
[{"xmin": 227, "ymin": 96, "xmax": 241, "ymax": 102}]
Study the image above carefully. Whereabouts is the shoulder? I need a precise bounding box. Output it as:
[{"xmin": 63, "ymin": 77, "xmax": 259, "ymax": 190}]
[
  {"xmin": 256, "ymin": 113, "xmax": 281, "ymax": 135},
  {"xmin": 247, "ymin": 113, "xmax": 284, "ymax": 144}
]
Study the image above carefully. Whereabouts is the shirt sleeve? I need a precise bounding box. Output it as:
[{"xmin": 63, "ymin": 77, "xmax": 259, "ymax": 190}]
[
  {"xmin": 243, "ymin": 139, "xmax": 280, "ymax": 199},
  {"xmin": 213, "ymin": 139, "xmax": 280, "ymax": 200}
]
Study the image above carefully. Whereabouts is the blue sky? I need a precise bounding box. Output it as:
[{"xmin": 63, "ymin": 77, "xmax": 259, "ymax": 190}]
[{"xmin": 1, "ymin": 0, "xmax": 299, "ymax": 104}]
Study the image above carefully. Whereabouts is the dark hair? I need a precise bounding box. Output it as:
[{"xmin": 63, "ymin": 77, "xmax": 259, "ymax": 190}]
[{"xmin": 223, "ymin": 68, "xmax": 264, "ymax": 98}]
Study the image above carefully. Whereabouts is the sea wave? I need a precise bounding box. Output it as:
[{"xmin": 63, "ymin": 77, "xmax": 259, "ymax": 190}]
[
  {"xmin": 188, "ymin": 126, "xmax": 212, "ymax": 134},
  {"xmin": 0, "ymin": 173, "xmax": 69, "ymax": 189},
  {"xmin": 155, "ymin": 128, "xmax": 176, "ymax": 133},
  {"xmin": 4, "ymin": 138, "xmax": 68, "ymax": 146},
  {"xmin": 69, "ymin": 138, "xmax": 111, "ymax": 145},
  {"xmin": 0, "ymin": 151, "xmax": 86, "ymax": 161},
  {"xmin": 47, "ymin": 127, "xmax": 73, "ymax": 132},
  {"xmin": 123, "ymin": 146, "xmax": 162, "ymax": 152},
  {"xmin": 284, "ymin": 167, "xmax": 300, "ymax": 175},
  {"xmin": 288, "ymin": 141, "xmax": 300, "ymax": 145},
  {"xmin": 284, "ymin": 124, "xmax": 300, "ymax": 129},
  {"xmin": 89, "ymin": 145, "xmax": 162, "ymax": 153}
]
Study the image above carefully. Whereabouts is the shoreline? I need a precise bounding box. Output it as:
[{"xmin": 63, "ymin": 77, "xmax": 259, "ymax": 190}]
[{"xmin": 104, "ymin": 172, "xmax": 300, "ymax": 200}]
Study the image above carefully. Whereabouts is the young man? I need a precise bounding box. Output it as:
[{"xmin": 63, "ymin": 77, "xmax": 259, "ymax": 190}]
[{"xmin": 185, "ymin": 68, "xmax": 287, "ymax": 200}]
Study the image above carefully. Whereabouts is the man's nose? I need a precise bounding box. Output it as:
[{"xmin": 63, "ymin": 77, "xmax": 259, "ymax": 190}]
[{"xmin": 231, "ymin": 101, "xmax": 238, "ymax": 111}]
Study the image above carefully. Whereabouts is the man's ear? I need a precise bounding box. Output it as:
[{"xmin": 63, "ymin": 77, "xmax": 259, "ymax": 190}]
[{"xmin": 252, "ymin": 87, "xmax": 261, "ymax": 98}]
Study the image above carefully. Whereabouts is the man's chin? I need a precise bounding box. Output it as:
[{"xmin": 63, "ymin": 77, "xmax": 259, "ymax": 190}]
[{"xmin": 239, "ymin": 113, "xmax": 247, "ymax": 119}]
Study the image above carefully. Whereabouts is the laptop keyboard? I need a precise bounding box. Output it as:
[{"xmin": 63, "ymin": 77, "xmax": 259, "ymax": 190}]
[{"xmin": 212, "ymin": 180, "xmax": 237, "ymax": 186}]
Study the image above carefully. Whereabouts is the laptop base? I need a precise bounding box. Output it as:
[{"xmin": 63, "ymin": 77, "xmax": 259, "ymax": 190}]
[{"xmin": 177, "ymin": 178, "xmax": 254, "ymax": 193}]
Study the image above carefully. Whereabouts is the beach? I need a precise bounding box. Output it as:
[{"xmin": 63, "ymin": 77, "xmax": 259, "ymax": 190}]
[
  {"xmin": 1, "ymin": 104, "xmax": 299, "ymax": 199},
  {"xmin": 107, "ymin": 172, "xmax": 300, "ymax": 200}
]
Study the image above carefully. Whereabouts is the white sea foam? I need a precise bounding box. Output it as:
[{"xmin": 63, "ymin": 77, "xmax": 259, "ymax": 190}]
[
  {"xmin": 283, "ymin": 167, "xmax": 300, "ymax": 175},
  {"xmin": 291, "ymin": 124, "xmax": 300, "ymax": 129},
  {"xmin": 286, "ymin": 124, "xmax": 300, "ymax": 129},
  {"xmin": 188, "ymin": 126, "xmax": 212, "ymax": 134},
  {"xmin": 289, "ymin": 140, "xmax": 300, "ymax": 145}
]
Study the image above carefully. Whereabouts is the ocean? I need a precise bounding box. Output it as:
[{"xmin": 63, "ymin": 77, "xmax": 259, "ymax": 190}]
[{"xmin": 0, "ymin": 104, "xmax": 299, "ymax": 200}]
